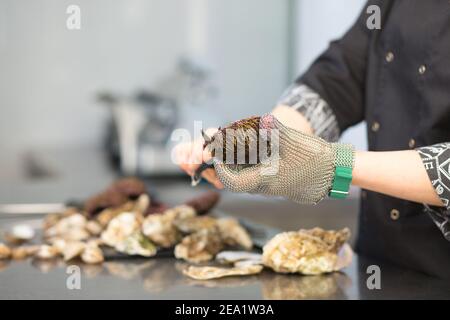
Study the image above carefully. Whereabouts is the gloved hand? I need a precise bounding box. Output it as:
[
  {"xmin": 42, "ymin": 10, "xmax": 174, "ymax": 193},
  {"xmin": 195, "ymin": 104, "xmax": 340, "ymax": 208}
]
[{"xmin": 212, "ymin": 114, "xmax": 351, "ymax": 205}]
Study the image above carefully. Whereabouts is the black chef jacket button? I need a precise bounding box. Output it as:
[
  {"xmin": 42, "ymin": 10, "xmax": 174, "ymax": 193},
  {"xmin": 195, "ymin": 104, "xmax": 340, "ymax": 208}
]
[
  {"xmin": 390, "ymin": 209, "xmax": 400, "ymax": 220},
  {"xmin": 371, "ymin": 121, "xmax": 380, "ymax": 132},
  {"xmin": 385, "ymin": 52, "xmax": 394, "ymax": 63},
  {"xmin": 419, "ymin": 65, "xmax": 427, "ymax": 75},
  {"xmin": 361, "ymin": 190, "xmax": 367, "ymax": 199},
  {"xmin": 408, "ymin": 138, "xmax": 416, "ymax": 148}
]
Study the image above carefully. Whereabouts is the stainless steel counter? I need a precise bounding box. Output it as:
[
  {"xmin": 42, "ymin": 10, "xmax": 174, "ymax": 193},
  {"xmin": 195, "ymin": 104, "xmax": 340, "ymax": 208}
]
[{"xmin": 1, "ymin": 244, "xmax": 450, "ymax": 299}]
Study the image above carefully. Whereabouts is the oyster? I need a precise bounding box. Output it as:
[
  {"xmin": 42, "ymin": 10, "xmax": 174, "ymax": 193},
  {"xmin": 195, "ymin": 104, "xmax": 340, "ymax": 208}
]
[
  {"xmin": 300, "ymin": 227, "xmax": 351, "ymax": 253},
  {"xmin": 183, "ymin": 264, "xmax": 263, "ymax": 280},
  {"xmin": 44, "ymin": 213, "xmax": 89, "ymax": 241},
  {"xmin": 262, "ymin": 228, "xmax": 351, "ymax": 275},
  {"xmin": 165, "ymin": 205, "xmax": 197, "ymax": 221},
  {"xmin": 84, "ymin": 189, "xmax": 128, "ymax": 217},
  {"xmin": 42, "ymin": 207, "xmax": 79, "ymax": 230},
  {"xmin": 174, "ymin": 229, "xmax": 224, "ymax": 263},
  {"xmin": 201, "ymin": 116, "xmax": 269, "ymax": 170},
  {"xmin": 216, "ymin": 218, "xmax": 253, "ymax": 250},
  {"xmin": 133, "ymin": 193, "xmax": 150, "ymax": 216},
  {"xmin": 142, "ymin": 213, "xmax": 180, "ymax": 248},
  {"xmin": 86, "ymin": 220, "xmax": 103, "ymax": 236},
  {"xmin": 234, "ymin": 259, "xmax": 263, "ymax": 268},
  {"xmin": 62, "ymin": 241, "xmax": 86, "ymax": 261},
  {"xmin": 109, "ymin": 177, "xmax": 148, "ymax": 199},
  {"xmin": 48, "ymin": 238, "xmax": 67, "ymax": 253},
  {"xmin": 81, "ymin": 243, "xmax": 104, "ymax": 264},
  {"xmin": 115, "ymin": 232, "xmax": 157, "ymax": 257},
  {"xmin": 101, "ymin": 212, "xmax": 140, "ymax": 248},
  {"xmin": 4, "ymin": 224, "xmax": 35, "ymax": 244},
  {"xmin": 84, "ymin": 177, "xmax": 148, "ymax": 217},
  {"xmin": 0, "ymin": 243, "xmax": 11, "ymax": 259},
  {"xmin": 216, "ymin": 251, "xmax": 263, "ymax": 265},
  {"xmin": 96, "ymin": 201, "xmax": 135, "ymax": 227},
  {"xmin": 35, "ymin": 245, "xmax": 59, "ymax": 260},
  {"xmin": 11, "ymin": 246, "xmax": 39, "ymax": 260},
  {"xmin": 173, "ymin": 216, "xmax": 217, "ymax": 234},
  {"xmin": 141, "ymin": 205, "xmax": 195, "ymax": 248},
  {"xmin": 184, "ymin": 191, "xmax": 220, "ymax": 215}
]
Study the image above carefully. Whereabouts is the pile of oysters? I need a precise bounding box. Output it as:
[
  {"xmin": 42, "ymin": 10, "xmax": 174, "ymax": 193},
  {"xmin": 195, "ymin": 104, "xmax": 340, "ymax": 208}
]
[
  {"xmin": 0, "ymin": 177, "xmax": 353, "ymax": 280},
  {"xmin": 183, "ymin": 227, "xmax": 353, "ymax": 280},
  {"xmin": 0, "ymin": 178, "xmax": 252, "ymax": 265}
]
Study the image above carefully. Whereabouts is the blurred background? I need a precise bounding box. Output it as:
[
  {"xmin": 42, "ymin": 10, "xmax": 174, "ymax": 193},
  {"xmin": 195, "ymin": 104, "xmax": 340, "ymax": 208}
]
[{"xmin": 0, "ymin": 0, "xmax": 365, "ymax": 233}]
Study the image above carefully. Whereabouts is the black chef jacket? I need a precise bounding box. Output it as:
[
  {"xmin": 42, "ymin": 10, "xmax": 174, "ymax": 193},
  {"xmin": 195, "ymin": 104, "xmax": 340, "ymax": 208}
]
[{"xmin": 298, "ymin": 0, "xmax": 450, "ymax": 278}]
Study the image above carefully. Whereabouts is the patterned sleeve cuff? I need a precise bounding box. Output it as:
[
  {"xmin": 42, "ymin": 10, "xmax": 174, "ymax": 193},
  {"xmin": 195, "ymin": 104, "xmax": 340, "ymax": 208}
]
[
  {"xmin": 277, "ymin": 83, "xmax": 340, "ymax": 142},
  {"xmin": 417, "ymin": 143, "xmax": 450, "ymax": 240}
]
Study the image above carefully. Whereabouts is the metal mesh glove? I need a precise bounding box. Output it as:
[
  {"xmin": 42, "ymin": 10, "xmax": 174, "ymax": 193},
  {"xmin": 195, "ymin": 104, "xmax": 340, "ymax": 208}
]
[{"xmin": 213, "ymin": 114, "xmax": 340, "ymax": 205}]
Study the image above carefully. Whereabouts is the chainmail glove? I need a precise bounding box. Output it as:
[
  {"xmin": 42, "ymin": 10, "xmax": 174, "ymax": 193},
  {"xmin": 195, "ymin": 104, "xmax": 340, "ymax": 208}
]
[{"xmin": 213, "ymin": 114, "xmax": 349, "ymax": 205}]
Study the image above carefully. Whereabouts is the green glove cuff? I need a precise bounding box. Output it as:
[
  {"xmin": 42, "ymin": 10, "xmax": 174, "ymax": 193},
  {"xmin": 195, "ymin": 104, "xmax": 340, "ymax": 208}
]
[{"xmin": 329, "ymin": 144, "xmax": 354, "ymax": 199}]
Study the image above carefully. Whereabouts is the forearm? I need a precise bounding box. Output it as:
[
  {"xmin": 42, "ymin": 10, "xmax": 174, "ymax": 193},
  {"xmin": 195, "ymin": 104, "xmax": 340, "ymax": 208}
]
[
  {"xmin": 352, "ymin": 150, "xmax": 444, "ymax": 206},
  {"xmin": 271, "ymin": 105, "xmax": 314, "ymax": 134}
]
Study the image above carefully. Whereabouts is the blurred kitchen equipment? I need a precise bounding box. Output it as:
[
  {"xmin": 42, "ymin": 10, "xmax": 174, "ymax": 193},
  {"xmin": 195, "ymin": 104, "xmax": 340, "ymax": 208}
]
[
  {"xmin": 99, "ymin": 91, "xmax": 179, "ymax": 176},
  {"xmin": 99, "ymin": 58, "xmax": 219, "ymax": 176}
]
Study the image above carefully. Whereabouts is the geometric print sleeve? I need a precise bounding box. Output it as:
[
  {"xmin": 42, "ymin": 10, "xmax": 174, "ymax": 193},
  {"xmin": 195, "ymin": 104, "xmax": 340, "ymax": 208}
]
[
  {"xmin": 416, "ymin": 143, "xmax": 450, "ymax": 241},
  {"xmin": 277, "ymin": 83, "xmax": 341, "ymax": 142}
]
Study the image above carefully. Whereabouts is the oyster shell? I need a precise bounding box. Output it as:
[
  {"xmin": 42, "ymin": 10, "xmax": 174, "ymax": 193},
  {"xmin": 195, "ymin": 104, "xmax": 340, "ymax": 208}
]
[
  {"xmin": 141, "ymin": 205, "xmax": 195, "ymax": 248},
  {"xmin": 216, "ymin": 251, "xmax": 263, "ymax": 265},
  {"xmin": 165, "ymin": 205, "xmax": 197, "ymax": 221},
  {"xmin": 174, "ymin": 229, "xmax": 224, "ymax": 263},
  {"xmin": 109, "ymin": 177, "xmax": 148, "ymax": 199},
  {"xmin": 0, "ymin": 243, "xmax": 11, "ymax": 259},
  {"xmin": 101, "ymin": 212, "xmax": 140, "ymax": 248},
  {"xmin": 216, "ymin": 218, "xmax": 253, "ymax": 250},
  {"xmin": 62, "ymin": 241, "xmax": 86, "ymax": 261},
  {"xmin": 95, "ymin": 201, "xmax": 135, "ymax": 227},
  {"xmin": 142, "ymin": 213, "xmax": 180, "ymax": 248},
  {"xmin": 183, "ymin": 264, "xmax": 263, "ymax": 280},
  {"xmin": 300, "ymin": 227, "xmax": 351, "ymax": 253},
  {"xmin": 81, "ymin": 243, "xmax": 104, "ymax": 264},
  {"xmin": 234, "ymin": 259, "xmax": 263, "ymax": 268},
  {"xmin": 133, "ymin": 193, "xmax": 150, "ymax": 216},
  {"xmin": 11, "ymin": 245, "xmax": 39, "ymax": 260},
  {"xmin": 35, "ymin": 245, "xmax": 59, "ymax": 260},
  {"xmin": 44, "ymin": 213, "xmax": 89, "ymax": 241},
  {"xmin": 5, "ymin": 224, "xmax": 35, "ymax": 244},
  {"xmin": 48, "ymin": 238, "xmax": 67, "ymax": 253},
  {"xmin": 42, "ymin": 207, "xmax": 79, "ymax": 230},
  {"xmin": 184, "ymin": 191, "xmax": 220, "ymax": 215},
  {"xmin": 173, "ymin": 216, "xmax": 217, "ymax": 234},
  {"xmin": 86, "ymin": 220, "xmax": 103, "ymax": 236},
  {"xmin": 115, "ymin": 232, "xmax": 157, "ymax": 257},
  {"xmin": 262, "ymin": 228, "xmax": 351, "ymax": 275}
]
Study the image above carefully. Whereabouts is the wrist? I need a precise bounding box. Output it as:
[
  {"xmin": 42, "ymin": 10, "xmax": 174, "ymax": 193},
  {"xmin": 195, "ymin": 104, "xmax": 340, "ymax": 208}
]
[{"xmin": 351, "ymin": 150, "xmax": 368, "ymax": 188}]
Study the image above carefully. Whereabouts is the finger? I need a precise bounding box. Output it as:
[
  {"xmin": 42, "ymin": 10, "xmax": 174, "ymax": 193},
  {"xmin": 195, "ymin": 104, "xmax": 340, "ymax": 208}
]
[
  {"xmin": 201, "ymin": 169, "xmax": 224, "ymax": 189},
  {"xmin": 213, "ymin": 162, "xmax": 261, "ymax": 192},
  {"xmin": 185, "ymin": 140, "xmax": 204, "ymax": 175}
]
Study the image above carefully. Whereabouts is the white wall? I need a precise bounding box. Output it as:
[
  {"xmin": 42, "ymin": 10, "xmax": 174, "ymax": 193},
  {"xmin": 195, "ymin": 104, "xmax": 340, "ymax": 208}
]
[
  {"xmin": 295, "ymin": 0, "xmax": 368, "ymax": 150},
  {"xmin": 0, "ymin": 0, "xmax": 289, "ymax": 152}
]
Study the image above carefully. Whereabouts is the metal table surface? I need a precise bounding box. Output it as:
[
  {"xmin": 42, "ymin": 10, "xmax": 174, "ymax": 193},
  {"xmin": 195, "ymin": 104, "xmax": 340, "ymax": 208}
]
[
  {"xmin": 0, "ymin": 148, "xmax": 449, "ymax": 299},
  {"xmin": 1, "ymin": 244, "xmax": 449, "ymax": 299}
]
